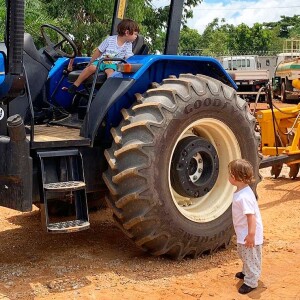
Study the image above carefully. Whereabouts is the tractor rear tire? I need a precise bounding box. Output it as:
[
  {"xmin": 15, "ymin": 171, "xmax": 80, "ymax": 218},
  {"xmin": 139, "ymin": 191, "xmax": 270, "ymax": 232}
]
[{"xmin": 103, "ymin": 74, "xmax": 261, "ymax": 259}]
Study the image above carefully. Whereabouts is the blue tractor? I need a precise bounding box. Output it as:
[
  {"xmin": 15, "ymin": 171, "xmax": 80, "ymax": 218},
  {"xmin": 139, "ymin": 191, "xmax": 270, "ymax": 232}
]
[{"xmin": 0, "ymin": 0, "xmax": 260, "ymax": 259}]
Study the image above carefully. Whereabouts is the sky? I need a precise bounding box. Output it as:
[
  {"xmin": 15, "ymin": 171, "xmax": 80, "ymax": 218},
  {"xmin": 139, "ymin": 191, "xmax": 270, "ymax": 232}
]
[{"xmin": 153, "ymin": 0, "xmax": 300, "ymax": 33}]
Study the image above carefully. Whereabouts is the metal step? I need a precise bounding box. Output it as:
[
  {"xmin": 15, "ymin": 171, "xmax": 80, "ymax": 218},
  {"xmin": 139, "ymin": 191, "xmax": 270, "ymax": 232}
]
[
  {"xmin": 47, "ymin": 219, "xmax": 90, "ymax": 233},
  {"xmin": 37, "ymin": 149, "xmax": 89, "ymax": 233},
  {"xmin": 44, "ymin": 181, "xmax": 86, "ymax": 192}
]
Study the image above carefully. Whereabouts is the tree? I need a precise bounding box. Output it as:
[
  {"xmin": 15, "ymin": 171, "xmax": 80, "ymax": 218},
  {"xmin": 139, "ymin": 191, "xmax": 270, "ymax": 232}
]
[
  {"xmin": 0, "ymin": 3, "xmax": 5, "ymax": 41},
  {"xmin": 201, "ymin": 18, "xmax": 220, "ymax": 49},
  {"xmin": 0, "ymin": 1, "xmax": 297, "ymax": 57},
  {"xmin": 199, "ymin": 18, "xmax": 233, "ymax": 55},
  {"xmin": 263, "ymin": 15, "xmax": 300, "ymax": 38},
  {"xmin": 38, "ymin": 0, "xmax": 204, "ymax": 54},
  {"xmin": 0, "ymin": 0, "xmax": 53, "ymax": 46},
  {"xmin": 289, "ymin": 25, "xmax": 300, "ymax": 38},
  {"xmin": 265, "ymin": 27, "xmax": 284, "ymax": 54},
  {"xmin": 39, "ymin": 0, "xmax": 117, "ymax": 55},
  {"xmin": 250, "ymin": 23, "xmax": 274, "ymax": 54},
  {"xmin": 142, "ymin": 0, "xmax": 203, "ymax": 53},
  {"xmin": 25, "ymin": 1, "xmax": 56, "ymax": 49},
  {"xmin": 203, "ymin": 30, "xmax": 229, "ymax": 56},
  {"xmin": 229, "ymin": 23, "xmax": 252, "ymax": 54},
  {"xmin": 179, "ymin": 27, "xmax": 202, "ymax": 54}
]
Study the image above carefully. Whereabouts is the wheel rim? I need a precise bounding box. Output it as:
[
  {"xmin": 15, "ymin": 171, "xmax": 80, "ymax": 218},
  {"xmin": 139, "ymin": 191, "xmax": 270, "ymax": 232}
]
[
  {"xmin": 171, "ymin": 136, "xmax": 219, "ymax": 198},
  {"xmin": 168, "ymin": 118, "xmax": 241, "ymax": 223}
]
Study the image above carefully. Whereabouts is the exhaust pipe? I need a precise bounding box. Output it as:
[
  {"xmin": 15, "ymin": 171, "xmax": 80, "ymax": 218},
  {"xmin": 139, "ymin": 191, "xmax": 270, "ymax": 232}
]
[{"xmin": 0, "ymin": 0, "xmax": 25, "ymax": 103}]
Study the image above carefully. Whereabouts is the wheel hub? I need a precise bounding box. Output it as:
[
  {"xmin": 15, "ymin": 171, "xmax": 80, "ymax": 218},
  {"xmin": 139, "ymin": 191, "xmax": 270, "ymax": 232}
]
[{"xmin": 171, "ymin": 136, "xmax": 219, "ymax": 198}]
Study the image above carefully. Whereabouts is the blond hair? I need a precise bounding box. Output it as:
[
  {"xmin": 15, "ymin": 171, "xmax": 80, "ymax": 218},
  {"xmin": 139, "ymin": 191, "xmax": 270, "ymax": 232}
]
[{"xmin": 228, "ymin": 159, "xmax": 254, "ymax": 184}]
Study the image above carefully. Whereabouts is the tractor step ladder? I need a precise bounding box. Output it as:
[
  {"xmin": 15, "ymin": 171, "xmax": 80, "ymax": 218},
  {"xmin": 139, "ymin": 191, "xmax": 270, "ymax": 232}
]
[{"xmin": 37, "ymin": 149, "xmax": 90, "ymax": 233}]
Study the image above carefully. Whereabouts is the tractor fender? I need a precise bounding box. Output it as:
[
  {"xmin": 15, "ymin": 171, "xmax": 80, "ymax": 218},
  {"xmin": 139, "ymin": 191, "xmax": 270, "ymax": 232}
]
[
  {"xmin": 128, "ymin": 55, "xmax": 236, "ymax": 89},
  {"xmin": 82, "ymin": 55, "xmax": 237, "ymax": 145}
]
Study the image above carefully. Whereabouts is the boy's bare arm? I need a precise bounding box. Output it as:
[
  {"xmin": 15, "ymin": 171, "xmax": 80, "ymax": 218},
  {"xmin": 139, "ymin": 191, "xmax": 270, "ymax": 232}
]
[
  {"xmin": 244, "ymin": 214, "xmax": 256, "ymax": 248},
  {"xmin": 89, "ymin": 49, "xmax": 102, "ymax": 65}
]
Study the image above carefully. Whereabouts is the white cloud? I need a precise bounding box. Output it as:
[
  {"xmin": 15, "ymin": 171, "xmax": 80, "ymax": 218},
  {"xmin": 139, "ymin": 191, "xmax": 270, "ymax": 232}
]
[{"xmin": 187, "ymin": 0, "xmax": 300, "ymax": 33}]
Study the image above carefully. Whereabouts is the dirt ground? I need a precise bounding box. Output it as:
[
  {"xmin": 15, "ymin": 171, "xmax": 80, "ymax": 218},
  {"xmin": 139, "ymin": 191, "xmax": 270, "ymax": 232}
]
[{"xmin": 0, "ymin": 167, "xmax": 299, "ymax": 300}]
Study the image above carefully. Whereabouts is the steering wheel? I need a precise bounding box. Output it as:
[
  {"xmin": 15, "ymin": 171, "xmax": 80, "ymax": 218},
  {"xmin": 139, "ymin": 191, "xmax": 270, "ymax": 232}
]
[{"xmin": 41, "ymin": 24, "xmax": 78, "ymax": 59}]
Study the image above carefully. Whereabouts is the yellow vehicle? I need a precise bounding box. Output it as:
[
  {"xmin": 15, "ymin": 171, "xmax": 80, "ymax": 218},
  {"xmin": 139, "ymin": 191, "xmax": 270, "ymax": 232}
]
[{"xmin": 257, "ymin": 101, "xmax": 300, "ymax": 178}]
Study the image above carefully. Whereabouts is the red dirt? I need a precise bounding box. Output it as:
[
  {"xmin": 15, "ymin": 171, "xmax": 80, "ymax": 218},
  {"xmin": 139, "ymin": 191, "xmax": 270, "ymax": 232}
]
[{"xmin": 0, "ymin": 167, "xmax": 299, "ymax": 300}]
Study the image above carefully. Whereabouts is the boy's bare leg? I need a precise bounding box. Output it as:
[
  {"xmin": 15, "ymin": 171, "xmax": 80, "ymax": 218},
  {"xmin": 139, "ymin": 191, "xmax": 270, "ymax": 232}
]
[
  {"xmin": 68, "ymin": 65, "xmax": 97, "ymax": 94},
  {"xmin": 105, "ymin": 69, "xmax": 115, "ymax": 78},
  {"xmin": 73, "ymin": 65, "xmax": 97, "ymax": 87}
]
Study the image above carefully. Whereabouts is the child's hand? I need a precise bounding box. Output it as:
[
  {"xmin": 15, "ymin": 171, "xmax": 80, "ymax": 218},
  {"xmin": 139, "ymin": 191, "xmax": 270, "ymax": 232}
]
[
  {"xmin": 244, "ymin": 234, "xmax": 255, "ymax": 248},
  {"xmin": 67, "ymin": 58, "xmax": 74, "ymax": 72}
]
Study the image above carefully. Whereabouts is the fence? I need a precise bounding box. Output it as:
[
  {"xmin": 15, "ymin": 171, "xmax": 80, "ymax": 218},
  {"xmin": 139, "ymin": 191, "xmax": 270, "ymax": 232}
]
[{"xmin": 181, "ymin": 49, "xmax": 283, "ymax": 57}]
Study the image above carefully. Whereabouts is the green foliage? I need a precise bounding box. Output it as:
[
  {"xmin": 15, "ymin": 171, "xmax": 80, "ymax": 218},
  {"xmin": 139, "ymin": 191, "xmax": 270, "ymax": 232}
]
[
  {"xmin": 184, "ymin": 15, "xmax": 300, "ymax": 56},
  {"xmin": 141, "ymin": 0, "xmax": 203, "ymax": 53},
  {"xmin": 0, "ymin": 3, "xmax": 5, "ymax": 41},
  {"xmin": 231, "ymin": 23, "xmax": 252, "ymax": 53},
  {"xmin": 25, "ymin": 1, "xmax": 57, "ymax": 48},
  {"xmin": 202, "ymin": 30, "xmax": 229, "ymax": 56},
  {"xmin": 263, "ymin": 15, "xmax": 300, "ymax": 38},
  {"xmin": 38, "ymin": 0, "xmax": 115, "ymax": 55},
  {"xmin": 199, "ymin": 18, "xmax": 233, "ymax": 55},
  {"xmin": 179, "ymin": 27, "xmax": 202, "ymax": 54},
  {"xmin": 290, "ymin": 24, "xmax": 300, "ymax": 38},
  {"xmin": 0, "ymin": 1, "xmax": 299, "ymax": 56}
]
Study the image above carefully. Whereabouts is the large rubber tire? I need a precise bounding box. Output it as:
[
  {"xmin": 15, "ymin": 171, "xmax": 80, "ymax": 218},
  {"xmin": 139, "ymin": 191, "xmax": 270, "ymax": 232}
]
[{"xmin": 103, "ymin": 74, "xmax": 261, "ymax": 259}]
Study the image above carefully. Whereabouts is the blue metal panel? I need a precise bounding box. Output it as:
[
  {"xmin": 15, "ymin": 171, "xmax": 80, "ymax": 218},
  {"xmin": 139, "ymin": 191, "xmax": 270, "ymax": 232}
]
[
  {"xmin": 47, "ymin": 57, "xmax": 90, "ymax": 108},
  {"xmin": 126, "ymin": 54, "xmax": 237, "ymax": 89},
  {"xmin": 0, "ymin": 52, "xmax": 5, "ymax": 84},
  {"xmin": 0, "ymin": 52, "xmax": 12, "ymax": 99}
]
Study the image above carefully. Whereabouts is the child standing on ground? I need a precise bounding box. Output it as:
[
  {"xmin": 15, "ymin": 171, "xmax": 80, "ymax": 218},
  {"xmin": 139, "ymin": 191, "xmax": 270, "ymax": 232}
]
[
  {"xmin": 228, "ymin": 159, "xmax": 263, "ymax": 295},
  {"xmin": 68, "ymin": 19, "xmax": 139, "ymax": 94}
]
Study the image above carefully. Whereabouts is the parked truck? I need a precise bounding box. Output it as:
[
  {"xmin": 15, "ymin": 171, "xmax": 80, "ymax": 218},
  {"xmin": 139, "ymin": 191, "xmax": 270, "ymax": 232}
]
[
  {"xmin": 273, "ymin": 56, "xmax": 300, "ymax": 102},
  {"xmin": 219, "ymin": 55, "xmax": 270, "ymax": 101},
  {"xmin": 0, "ymin": 0, "xmax": 262, "ymax": 259},
  {"xmin": 272, "ymin": 40, "xmax": 300, "ymax": 102}
]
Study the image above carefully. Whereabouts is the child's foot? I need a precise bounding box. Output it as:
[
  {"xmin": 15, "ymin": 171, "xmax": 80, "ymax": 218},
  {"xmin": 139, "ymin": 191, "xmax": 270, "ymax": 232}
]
[
  {"xmin": 238, "ymin": 283, "xmax": 256, "ymax": 294},
  {"xmin": 235, "ymin": 272, "xmax": 245, "ymax": 279},
  {"xmin": 68, "ymin": 84, "xmax": 78, "ymax": 94}
]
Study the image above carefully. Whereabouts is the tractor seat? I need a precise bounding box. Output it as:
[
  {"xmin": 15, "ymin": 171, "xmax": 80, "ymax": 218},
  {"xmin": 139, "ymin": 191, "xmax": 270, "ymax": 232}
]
[{"xmin": 67, "ymin": 34, "xmax": 148, "ymax": 85}]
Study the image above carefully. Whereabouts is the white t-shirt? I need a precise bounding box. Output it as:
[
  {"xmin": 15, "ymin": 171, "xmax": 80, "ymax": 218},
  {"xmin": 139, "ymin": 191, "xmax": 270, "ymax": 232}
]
[
  {"xmin": 97, "ymin": 35, "xmax": 133, "ymax": 60},
  {"xmin": 232, "ymin": 186, "xmax": 263, "ymax": 245}
]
